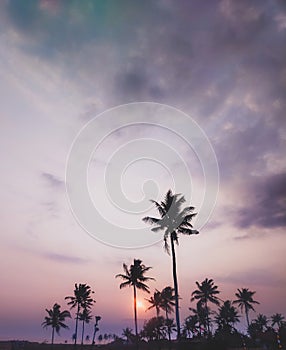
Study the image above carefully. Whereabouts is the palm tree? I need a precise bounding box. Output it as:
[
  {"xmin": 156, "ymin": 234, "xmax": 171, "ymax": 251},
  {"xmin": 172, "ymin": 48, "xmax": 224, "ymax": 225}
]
[
  {"xmin": 141, "ymin": 316, "xmax": 167, "ymax": 341},
  {"xmin": 254, "ymin": 313, "xmax": 268, "ymax": 332},
  {"xmin": 160, "ymin": 286, "xmax": 176, "ymax": 319},
  {"xmin": 160, "ymin": 286, "xmax": 176, "ymax": 340},
  {"xmin": 271, "ymin": 313, "xmax": 285, "ymax": 330},
  {"xmin": 116, "ymin": 259, "xmax": 154, "ymax": 337},
  {"xmin": 233, "ymin": 288, "xmax": 259, "ymax": 328},
  {"xmin": 143, "ymin": 189, "xmax": 198, "ymax": 339},
  {"xmin": 191, "ymin": 278, "xmax": 220, "ymax": 334},
  {"xmin": 65, "ymin": 283, "xmax": 95, "ymax": 345},
  {"xmin": 189, "ymin": 302, "xmax": 210, "ymax": 336},
  {"xmin": 215, "ymin": 300, "xmax": 239, "ymax": 333},
  {"xmin": 79, "ymin": 308, "xmax": 93, "ymax": 345},
  {"xmin": 146, "ymin": 290, "xmax": 162, "ymax": 317},
  {"xmin": 122, "ymin": 327, "xmax": 135, "ymax": 343},
  {"xmin": 183, "ymin": 315, "xmax": 199, "ymax": 338},
  {"xmin": 42, "ymin": 303, "xmax": 71, "ymax": 344}
]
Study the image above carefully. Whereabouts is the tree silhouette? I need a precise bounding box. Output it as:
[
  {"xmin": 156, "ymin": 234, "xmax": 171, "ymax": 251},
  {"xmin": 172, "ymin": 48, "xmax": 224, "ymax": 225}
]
[
  {"xmin": 146, "ymin": 290, "xmax": 162, "ymax": 317},
  {"xmin": 189, "ymin": 302, "xmax": 210, "ymax": 336},
  {"xmin": 233, "ymin": 288, "xmax": 259, "ymax": 328},
  {"xmin": 254, "ymin": 313, "xmax": 268, "ymax": 332},
  {"xmin": 116, "ymin": 259, "xmax": 154, "ymax": 338},
  {"xmin": 141, "ymin": 317, "xmax": 167, "ymax": 341},
  {"xmin": 79, "ymin": 308, "xmax": 92, "ymax": 345},
  {"xmin": 183, "ymin": 315, "xmax": 199, "ymax": 338},
  {"xmin": 92, "ymin": 316, "xmax": 101, "ymax": 345},
  {"xmin": 215, "ymin": 300, "xmax": 239, "ymax": 334},
  {"xmin": 65, "ymin": 283, "xmax": 95, "ymax": 345},
  {"xmin": 160, "ymin": 286, "xmax": 176, "ymax": 319},
  {"xmin": 143, "ymin": 189, "xmax": 198, "ymax": 338},
  {"xmin": 42, "ymin": 303, "xmax": 71, "ymax": 344},
  {"xmin": 160, "ymin": 286, "xmax": 176, "ymax": 340},
  {"xmin": 122, "ymin": 327, "xmax": 135, "ymax": 343},
  {"xmin": 271, "ymin": 313, "xmax": 285, "ymax": 330},
  {"xmin": 191, "ymin": 278, "xmax": 220, "ymax": 334}
]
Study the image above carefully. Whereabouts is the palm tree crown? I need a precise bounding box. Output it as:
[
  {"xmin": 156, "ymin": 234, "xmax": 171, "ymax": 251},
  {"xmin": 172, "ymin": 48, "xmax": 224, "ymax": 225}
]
[
  {"xmin": 233, "ymin": 288, "xmax": 259, "ymax": 328},
  {"xmin": 42, "ymin": 303, "xmax": 71, "ymax": 344},
  {"xmin": 215, "ymin": 300, "xmax": 240, "ymax": 332},
  {"xmin": 271, "ymin": 313, "xmax": 285, "ymax": 329},
  {"xmin": 143, "ymin": 189, "xmax": 198, "ymax": 253},
  {"xmin": 146, "ymin": 290, "xmax": 162, "ymax": 317},
  {"xmin": 143, "ymin": 189, "xmax": 198, "ymax": 339},
  {"xmin": 160, "ymin": 286, "xmax": 176, "ymax": 318},
  {"xmin": 116, "ymin": 259, "xmax": 154, "ymax": 337}
]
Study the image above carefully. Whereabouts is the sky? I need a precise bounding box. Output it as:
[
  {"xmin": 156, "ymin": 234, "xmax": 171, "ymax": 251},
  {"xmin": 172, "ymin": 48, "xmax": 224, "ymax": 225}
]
[{"xmin": 0, "ymin": 0, "xmax": 286, "ymax": 343}]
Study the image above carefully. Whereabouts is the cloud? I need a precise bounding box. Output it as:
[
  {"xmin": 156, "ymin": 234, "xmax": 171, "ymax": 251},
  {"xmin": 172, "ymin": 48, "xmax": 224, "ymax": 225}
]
[
  {"xmin": 41, "ymin": 172, "xmax": 64, "ymax": 188},
  {"xmin": 42, "ymin": 252, "xmax": 89, "ymax": 264},
  {"xmin": 231, "ymin": 172, "xmax": 286, "ymax": 229},
  {"xmin": 216, "ymin": 268, "xmax": 285, "ymax": 287}
]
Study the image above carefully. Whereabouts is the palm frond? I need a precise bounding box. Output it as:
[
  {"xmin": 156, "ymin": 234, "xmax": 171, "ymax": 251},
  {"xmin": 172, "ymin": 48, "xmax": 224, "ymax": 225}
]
[{"xmin": 142, "ymin": 216, "xmax": 160, "ymax": 225}]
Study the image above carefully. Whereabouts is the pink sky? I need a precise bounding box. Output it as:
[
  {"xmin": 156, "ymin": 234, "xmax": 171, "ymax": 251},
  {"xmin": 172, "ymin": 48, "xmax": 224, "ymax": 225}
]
[{"xmin": 0, "ymin": 0, "xmax": 286, "ymax": 343}]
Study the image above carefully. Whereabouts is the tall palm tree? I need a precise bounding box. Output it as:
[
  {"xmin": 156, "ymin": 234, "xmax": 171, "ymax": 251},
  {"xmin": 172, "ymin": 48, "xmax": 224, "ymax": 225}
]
[
  {"xmin": 271, "ymin": 313, "xmax": 285, "ymax": 330},
  {"xmin": 42, "ymin": 303, "xmax": 71, "ymax": 344},
  {"xmin": 215, "ymin": 300, "xmax": 239, "ymax": 333},
  {"xmin": 79, "ymin": 308, "xmax": 93, "ymax": 345},
  {"xmin": 191, "ymin": 278, "xmax": 220, "ymax": 334},
  {"xmin": 146, "ymin": 290, "xmax": 162, "ymax": 317},
  {"xmin": 233, "ymin": 288, "xmax": 259, "ymax": 328},
  {"xmin": 65, "ymin": 283, "xmax": 95, "ymax": 345},
  {"xmin": 116, "ymin": 259, "xmax": 154, "ymax": 337},
  {"xmin": 143, "ymin": 189, "xmax": 198, "ymax": 339}
]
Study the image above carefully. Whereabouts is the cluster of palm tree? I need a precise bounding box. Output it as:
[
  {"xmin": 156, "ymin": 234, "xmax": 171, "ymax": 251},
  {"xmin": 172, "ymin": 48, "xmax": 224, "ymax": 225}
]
[
  {"xmin": 116, "ymin": 190, "xmax": 286, "ymax": 345},
  {"xmin": 42, "ymin": 189, "xmax": 285, "ymax": 347},
  {"xmin": 42, "ymin": 283, "xmax": 101, "ymax": 345},
  {"xmin": 185, "ymin": 280, "xmax": 260, "ymax": 337}
]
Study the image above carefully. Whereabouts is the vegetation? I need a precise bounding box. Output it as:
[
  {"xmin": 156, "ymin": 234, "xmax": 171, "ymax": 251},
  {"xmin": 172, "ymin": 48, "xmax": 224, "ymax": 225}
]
[
  {"xmin": 38, "ymin": 190, "xmax": 285, "ymax": 350},
  {"xmin": 233, "ymin": 288, "xmax": 259, "ymax": 328},
  {"xmin": 65, "ymin": 283, "xmax": 95, "ymax": 345},
  {"xmin": 115, "ymin": 259, "xmax": 154, "ymax": 338},
  {"xmin": 191, "ymin": 278, "xmax": 220, "ymax": 334},
  {"xmin": 143, "ymin": 189, "xmax": 198, "ymax": 339},
  {"xmin": 42, "ymin": 303, "xmax": 71, "ymax": 344}
]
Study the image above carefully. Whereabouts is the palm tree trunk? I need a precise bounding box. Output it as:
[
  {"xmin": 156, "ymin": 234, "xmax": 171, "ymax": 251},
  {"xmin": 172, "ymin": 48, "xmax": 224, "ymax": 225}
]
[
  {"xmin": 133, "ymin": 285, "xmax": 138, "ymax": 337},
  {"xmin": 81, "ymin": 320, "xmax": 85, "ymax": 345},
  {"xmin": 166, "ymin": 310, "xmax": 171, "ymax": 341},
  {"xmin": 74, "ymin": 304, "xmax": 80, "ymax": 345},
  {"xmin": 51, "ymin": 327, "xmax": 55, "ymax": 345},
  {"xmin": 206, "ymin": 300, "xmax": 210, "ymax": 335},
  {"xmin": 246, "ymin": 308, "xmax": 250, "ymax": 329},
  {"xmin": 170, "ymin": 234, "xmax": 181, "ymax": 340}
]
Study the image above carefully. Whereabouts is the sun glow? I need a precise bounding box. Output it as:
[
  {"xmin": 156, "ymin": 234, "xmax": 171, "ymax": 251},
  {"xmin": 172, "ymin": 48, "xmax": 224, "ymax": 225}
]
[{"xmin": 137, "ymin": 300, "xmax": 144, "ymax": 308}]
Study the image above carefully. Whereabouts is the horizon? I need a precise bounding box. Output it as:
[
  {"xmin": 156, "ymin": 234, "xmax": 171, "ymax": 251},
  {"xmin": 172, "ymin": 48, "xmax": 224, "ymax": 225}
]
[{"xmin": 0, "ymin": 0, "xmax": 285, "ymax": 344}]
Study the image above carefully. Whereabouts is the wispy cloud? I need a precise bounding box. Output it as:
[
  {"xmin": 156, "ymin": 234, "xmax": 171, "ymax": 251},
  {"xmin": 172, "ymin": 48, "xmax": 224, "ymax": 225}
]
[
  {"xmin": 216, "ymin": 269, "xmax": 285, "ymax": 288},
  {"xmin": 42, "ymin": 252, "xmax": 89, "ymax": 265},
  {"xmin": 41, "ymin": 172, "xmax": 64, "ymax": 189}
]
